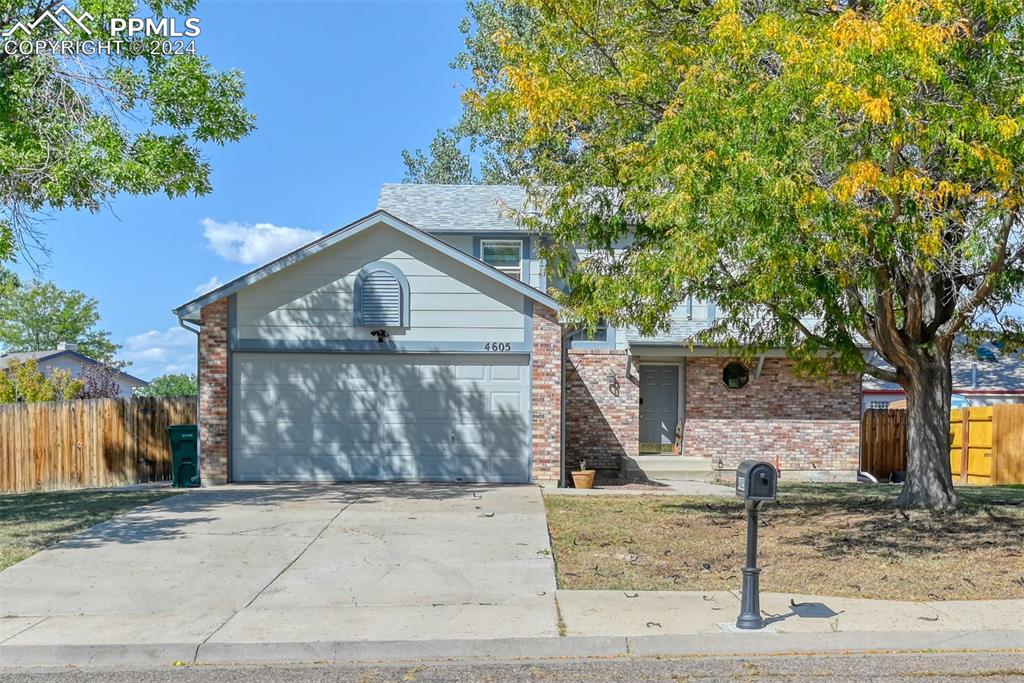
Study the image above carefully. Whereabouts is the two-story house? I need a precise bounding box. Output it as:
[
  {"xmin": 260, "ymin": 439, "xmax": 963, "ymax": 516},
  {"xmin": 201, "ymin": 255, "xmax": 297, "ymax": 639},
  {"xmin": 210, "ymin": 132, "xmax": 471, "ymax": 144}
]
[{"xmin": 174, "ymin": 184, "xmax": 861, "ymax": 487}]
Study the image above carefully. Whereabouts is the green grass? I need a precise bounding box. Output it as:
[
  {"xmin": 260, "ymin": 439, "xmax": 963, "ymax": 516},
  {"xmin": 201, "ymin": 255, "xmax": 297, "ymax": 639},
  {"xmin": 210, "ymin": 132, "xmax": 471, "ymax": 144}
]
[
  {"xmin": 0, "ymin": 488, "xmax": 180, "ymax": 570},
  {"xmin": 546, "ymin": 483, "xmax": 1024, "ymax": 600}
]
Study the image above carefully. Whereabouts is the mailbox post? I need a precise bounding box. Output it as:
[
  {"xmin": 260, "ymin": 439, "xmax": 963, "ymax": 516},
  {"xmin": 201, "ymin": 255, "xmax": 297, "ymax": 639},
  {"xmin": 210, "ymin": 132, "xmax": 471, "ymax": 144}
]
[{"xmin": 734, "ymin": 460, "xmax": 778, "ymax": 630}]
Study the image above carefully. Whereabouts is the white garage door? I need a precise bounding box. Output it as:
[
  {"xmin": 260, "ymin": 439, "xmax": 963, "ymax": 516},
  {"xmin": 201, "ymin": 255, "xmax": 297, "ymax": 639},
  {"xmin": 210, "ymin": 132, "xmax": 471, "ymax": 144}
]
[{"xmin": 231, "ymin": 353, "xmax": 531, "ymax": 483}]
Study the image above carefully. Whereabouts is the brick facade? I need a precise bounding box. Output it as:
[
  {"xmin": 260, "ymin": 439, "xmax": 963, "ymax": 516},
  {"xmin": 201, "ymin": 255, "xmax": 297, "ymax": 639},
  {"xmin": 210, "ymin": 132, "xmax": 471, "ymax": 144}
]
[
  {"xmin": 530, "ymin": 304, "xmax": 562, "ymax": 485},
  {"xmin": 682, "ymin": 357, "xmax": 861, "ymax": 472},
  {"xmin": 565, "ymin": 349, "xmax": 639, "ymax": 475},
  {"xmin": 198, "ymin": 299, "xmax": 230, "ymax": 485}
]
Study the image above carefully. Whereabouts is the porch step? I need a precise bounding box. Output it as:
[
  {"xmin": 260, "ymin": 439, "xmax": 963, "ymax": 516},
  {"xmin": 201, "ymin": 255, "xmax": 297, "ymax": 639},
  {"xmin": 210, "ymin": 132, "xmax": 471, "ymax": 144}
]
[{"xmin": 623, "ymin": 455, "xmax": 725, "ymax": 484}]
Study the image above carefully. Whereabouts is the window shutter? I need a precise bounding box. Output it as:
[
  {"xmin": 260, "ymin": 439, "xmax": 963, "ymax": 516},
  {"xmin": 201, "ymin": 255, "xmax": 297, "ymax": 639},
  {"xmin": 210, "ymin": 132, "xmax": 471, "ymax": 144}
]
[{"xmin": 360, "ymin": 270, "xmax": 402, "ymax": 326}]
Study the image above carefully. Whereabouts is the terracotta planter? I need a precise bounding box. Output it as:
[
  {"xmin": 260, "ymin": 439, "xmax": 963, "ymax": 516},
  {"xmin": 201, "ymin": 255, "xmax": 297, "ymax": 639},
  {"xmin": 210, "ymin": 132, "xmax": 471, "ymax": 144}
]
[{"xmin": 571, "ymin": 469, "xmax": 596, "ymax": 489}]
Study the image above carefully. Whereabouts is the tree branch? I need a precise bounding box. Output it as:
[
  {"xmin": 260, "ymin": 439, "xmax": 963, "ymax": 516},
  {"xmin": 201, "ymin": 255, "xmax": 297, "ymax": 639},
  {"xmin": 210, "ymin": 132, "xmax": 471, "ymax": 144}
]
[{"xmin": 938, "ymin": 208, "xmax": 1019, "ymax": 342}]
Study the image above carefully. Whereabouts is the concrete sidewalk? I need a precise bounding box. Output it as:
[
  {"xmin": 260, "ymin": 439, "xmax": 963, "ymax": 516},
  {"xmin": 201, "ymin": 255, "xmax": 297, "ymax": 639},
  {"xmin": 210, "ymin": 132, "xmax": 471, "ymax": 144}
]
[
  {"xmin": 543, "ymin": 481, "xmax": 734, "ymax": 496},
  {"xmin": 556, "ymin": 590, "xmax": 1024, "ymax": 636},
  {"xmin": 2, "ymin": 590, "xmax": 1020, "ymax": 667}
]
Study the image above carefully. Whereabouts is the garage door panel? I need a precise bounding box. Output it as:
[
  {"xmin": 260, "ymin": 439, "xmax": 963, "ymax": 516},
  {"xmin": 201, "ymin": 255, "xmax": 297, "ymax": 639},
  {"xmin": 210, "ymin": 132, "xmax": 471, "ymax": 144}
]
[
  {"xmin": 233, "ymin": 455, "xmax": 277, "ymax": 481},
  {"xmin": 381, "ymin": 421, "xmax": 451, "ymax": 446},
  {"xmin": 489, "ymin": 457, "xmax": 531, "ymax": 481},
  {"xmin": 489, "ymin": 391, "xmax": 524, "ymax": 414},
  {"xmin": 490, "ymin": 364, "xmax": 524, "ymax": 381},
  {"xmin": 232, "ymin": 353, "xmax": 530, "ymax": 483},
  {"xmin": 382, "ymin": 391, "xmax": 455, "ymax": 417},
  {"xmin": 454, "ymin": 364, "xmax": 485, "ymax": 381}
]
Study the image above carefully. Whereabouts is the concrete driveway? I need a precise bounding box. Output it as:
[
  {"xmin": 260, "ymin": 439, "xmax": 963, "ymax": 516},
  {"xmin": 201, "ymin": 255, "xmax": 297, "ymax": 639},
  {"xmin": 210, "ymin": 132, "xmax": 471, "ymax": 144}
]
[{"xmin": 0, "ymin": 484, "xmax": 559, "ymax": 658}]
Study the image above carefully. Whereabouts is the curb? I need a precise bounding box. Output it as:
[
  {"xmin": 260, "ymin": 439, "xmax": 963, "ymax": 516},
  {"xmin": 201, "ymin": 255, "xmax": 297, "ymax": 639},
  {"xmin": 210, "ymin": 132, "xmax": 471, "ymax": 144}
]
[{"xmin": 2, "ymin": 630, "xmax": 1022, "ymax": 668}]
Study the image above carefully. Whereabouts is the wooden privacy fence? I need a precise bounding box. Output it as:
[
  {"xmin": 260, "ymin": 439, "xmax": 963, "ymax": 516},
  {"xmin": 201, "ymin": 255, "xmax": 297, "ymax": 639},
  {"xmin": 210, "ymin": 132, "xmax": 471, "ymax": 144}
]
[
  {"xmin": 861, "ymin": 404, "xmax": 1024, "ymax": 485},
  {"xmin": 0, "ymin": 396, "xmax": 197, "ymax": 493},
  {"xmin": 860, "ymin": 409, "xmax": 907, "ymax": 482}
]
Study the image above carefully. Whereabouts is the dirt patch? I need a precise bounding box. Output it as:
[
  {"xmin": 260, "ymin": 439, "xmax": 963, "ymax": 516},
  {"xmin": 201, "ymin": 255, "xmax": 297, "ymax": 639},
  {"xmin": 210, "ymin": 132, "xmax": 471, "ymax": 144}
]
[{"xmin": 544, "ymin": 484, "xmax": 1024, "ymax": 600}]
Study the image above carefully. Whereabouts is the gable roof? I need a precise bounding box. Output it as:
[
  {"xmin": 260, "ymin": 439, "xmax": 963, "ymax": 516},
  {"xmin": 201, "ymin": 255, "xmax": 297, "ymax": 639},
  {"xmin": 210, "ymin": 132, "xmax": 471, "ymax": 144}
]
[
  {"xmin": 0, "ymin": 350, "xmax": 148, "ymax": 386},
  {"xmin": 377, "ymin": 184, "xmax": 532, "ymax": 232},
  {"xmin": 173, "ymin": 210, "xmax": 559, "ymax": 321}
]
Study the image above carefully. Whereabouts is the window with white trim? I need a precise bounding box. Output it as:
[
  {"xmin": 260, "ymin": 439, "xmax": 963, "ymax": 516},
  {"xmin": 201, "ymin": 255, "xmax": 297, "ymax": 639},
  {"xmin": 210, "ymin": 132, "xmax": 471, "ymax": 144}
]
[
  {"xmin": 868, "ymin": 400, "xmax": 892, "ymax": 410},
  {"xmin": 480, "ymin": 239, "xmax": 523, "ymax": 280}
]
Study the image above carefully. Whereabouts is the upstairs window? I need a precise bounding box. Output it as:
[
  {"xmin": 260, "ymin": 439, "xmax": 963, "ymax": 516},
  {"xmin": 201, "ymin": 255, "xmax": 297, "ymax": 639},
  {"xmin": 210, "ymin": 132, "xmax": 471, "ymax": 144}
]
[
  {"xmin": 481, "ymin": 239, "xmax": 523, "ymax": 280},
  {"xmin": 569, "ymin": 320, "xmax": 609, "ymax": 342},
  {"xmin": 354, "ymin": 262, "xmax": 410, "ymax": 328}
]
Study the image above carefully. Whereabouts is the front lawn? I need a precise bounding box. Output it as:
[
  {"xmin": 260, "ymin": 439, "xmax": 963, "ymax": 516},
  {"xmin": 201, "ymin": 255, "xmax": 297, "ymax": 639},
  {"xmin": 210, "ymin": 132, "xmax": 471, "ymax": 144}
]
[
  {"xmin": 545, "ymin": 484, "xmax": 1024, "ymax": 600},
  {"xmin": 0, "ymin": 488, "xmax": 180, "ymax": 570}
]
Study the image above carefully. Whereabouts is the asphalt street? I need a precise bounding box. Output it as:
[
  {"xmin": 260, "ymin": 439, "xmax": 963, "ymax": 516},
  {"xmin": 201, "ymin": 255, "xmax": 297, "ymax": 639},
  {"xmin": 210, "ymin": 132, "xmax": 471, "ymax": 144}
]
[{"xmin": 2, "ymin": 652, "xmax": 1022, "ymax": 682}]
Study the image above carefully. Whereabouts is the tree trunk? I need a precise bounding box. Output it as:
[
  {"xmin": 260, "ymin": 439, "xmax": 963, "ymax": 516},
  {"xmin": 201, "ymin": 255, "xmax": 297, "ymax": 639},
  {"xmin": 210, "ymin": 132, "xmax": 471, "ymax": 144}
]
[{"xmin": 895, "ymin": 355, "xmax": 958, "ymax": 510}]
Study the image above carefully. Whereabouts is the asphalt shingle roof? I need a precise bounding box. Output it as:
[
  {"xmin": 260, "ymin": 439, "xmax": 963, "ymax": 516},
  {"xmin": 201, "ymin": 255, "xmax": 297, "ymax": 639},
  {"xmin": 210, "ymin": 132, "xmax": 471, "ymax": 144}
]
[
  {"xmin": 626, "ymin": 319, "xmax": 715, "ymax": 345},
  {"xmin": 377, "ymin": 184, "xmax": 531, "ymax": 232},
  {"xmin": 0, "ymin": 350, "xmax": 63, "ymax": 369},
  {"xmin": 0, "ymin": 349, "xmax": 148, "ymax": 385},
  {"xmin": 863, "ymin": 350, "xmax": 1024, "ymax": 393}
]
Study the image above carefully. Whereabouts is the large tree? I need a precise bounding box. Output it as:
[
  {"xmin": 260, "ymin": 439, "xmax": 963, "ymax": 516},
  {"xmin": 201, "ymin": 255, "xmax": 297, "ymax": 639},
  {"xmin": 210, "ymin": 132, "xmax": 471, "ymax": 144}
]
[
  {"xmin": 462, "ymin": 0, "xmax": 1024, "ymax": 509},
  {"xmin": 400, "ymin": 126, "xmax": 523, "ymax": 184},
  {"xmin": 402, "ymin": 129, "xmax": 476, "ymax": 184},
  {"xmin": 0, "ymin": 280, "xmax": 118, "ymax": 361},
  {"xmin": 0, "ymin": 0, "xmax": 254, "ymax": 261},
  {"xmin": 136, "ymin": 372, "xmax": 197, "ymax": 397}
]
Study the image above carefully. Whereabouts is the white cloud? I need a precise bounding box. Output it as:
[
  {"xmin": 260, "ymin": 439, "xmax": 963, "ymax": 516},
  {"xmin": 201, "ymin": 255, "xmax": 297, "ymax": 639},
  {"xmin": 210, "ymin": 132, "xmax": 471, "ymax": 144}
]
[
  {"xmin": 194, "ymin": 275, "xmax": 223, "ymax": 295},
  {"xmin": 201, "ymin": 218, "xmax": 322, "ymax": 265},
  {"xmin": 121, "ymin": 326, "xmax": 196, "ymax": 380}
]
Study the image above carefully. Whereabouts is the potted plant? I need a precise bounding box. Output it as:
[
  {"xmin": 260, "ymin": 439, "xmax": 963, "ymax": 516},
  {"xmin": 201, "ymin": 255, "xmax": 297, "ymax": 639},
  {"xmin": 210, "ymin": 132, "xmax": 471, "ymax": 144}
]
[{"xmin": 571, "ymin": 459, "xmax": 596, "ymax": 489}]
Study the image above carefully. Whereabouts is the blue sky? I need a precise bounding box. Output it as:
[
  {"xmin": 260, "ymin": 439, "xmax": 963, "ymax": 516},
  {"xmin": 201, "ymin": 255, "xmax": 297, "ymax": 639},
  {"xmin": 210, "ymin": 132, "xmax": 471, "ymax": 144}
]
[{"xmin": 11, "ymin": 1, "xmax": 470, "ymax": 380}]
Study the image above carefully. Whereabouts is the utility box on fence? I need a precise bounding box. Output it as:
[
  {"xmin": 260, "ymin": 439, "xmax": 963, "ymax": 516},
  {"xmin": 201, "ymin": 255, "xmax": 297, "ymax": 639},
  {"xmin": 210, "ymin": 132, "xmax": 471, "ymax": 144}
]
[{"xmin": 168, "ymin": 424, "xmax": 200, "ymax": 488}]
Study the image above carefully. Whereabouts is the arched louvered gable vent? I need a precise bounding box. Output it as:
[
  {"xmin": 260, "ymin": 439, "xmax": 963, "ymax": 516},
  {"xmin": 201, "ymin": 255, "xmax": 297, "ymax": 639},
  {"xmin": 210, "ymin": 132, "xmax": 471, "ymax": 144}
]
[{"xmin": 354, "ymin": 262, "xmax": 410, "ymax": 327}]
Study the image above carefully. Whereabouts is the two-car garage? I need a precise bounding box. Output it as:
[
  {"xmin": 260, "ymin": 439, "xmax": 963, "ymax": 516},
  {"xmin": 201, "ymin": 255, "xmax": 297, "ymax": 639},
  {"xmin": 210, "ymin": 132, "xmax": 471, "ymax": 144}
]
[
  {"xmin": 178, "ymin": 212, "xmax": 562, "ymax": 486},
  {"xmin": 231, "ymin": 353, "xmax": 532, "ymax": 483}
]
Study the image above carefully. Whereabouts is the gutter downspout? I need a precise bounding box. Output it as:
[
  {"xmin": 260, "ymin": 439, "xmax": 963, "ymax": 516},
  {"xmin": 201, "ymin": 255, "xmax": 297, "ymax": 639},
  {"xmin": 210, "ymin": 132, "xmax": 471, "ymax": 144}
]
[
  {"xmin": 560, "ymin": 326, "xmax": 584, "ymax": 488},
  {"xmin": 178, "ymin": 317, "xmax": 202, "ymax": 478}
]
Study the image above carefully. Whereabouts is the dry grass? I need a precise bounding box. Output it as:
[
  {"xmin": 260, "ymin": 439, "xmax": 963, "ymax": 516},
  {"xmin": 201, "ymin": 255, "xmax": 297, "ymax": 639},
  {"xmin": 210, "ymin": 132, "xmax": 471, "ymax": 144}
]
[
  {"xmin": 544, "ymin": 484, "xmax": 1024, "ymax": 600},
  {"xmin": 0, "ymin": 488, "xmax": 179, "ymax": 570}
]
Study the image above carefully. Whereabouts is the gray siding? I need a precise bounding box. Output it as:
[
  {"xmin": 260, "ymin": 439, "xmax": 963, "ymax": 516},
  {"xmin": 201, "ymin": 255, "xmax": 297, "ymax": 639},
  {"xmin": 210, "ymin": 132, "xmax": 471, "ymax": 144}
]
[{"xmin": 234, "ymin": 225, "xmax": 529, "ymax": 345}]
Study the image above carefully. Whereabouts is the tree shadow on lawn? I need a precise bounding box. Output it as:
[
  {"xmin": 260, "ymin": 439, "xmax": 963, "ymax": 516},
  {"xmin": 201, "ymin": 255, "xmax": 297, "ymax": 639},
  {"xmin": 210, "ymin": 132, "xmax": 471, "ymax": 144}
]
[{"xmin": 652, "ymin": 484, "xmax": 1024, "ymax": 559}]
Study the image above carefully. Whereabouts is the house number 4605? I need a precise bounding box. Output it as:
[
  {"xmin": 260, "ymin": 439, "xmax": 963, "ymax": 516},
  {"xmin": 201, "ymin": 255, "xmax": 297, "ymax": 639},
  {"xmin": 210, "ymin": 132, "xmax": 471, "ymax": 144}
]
[{"xmin": 484, "ymin": 342, "xmax": 511, "ymax": 352}]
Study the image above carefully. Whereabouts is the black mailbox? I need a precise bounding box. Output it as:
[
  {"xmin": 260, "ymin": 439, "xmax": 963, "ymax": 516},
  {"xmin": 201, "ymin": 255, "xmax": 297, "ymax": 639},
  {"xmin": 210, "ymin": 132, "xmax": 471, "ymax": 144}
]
[{"xmin": 735, "ymin": 460, "xmax": 778, "ymax": 501}]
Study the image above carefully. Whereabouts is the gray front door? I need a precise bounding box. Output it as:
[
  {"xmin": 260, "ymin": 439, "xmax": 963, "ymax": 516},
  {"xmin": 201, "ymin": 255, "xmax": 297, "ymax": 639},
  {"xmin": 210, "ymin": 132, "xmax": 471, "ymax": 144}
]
[{"xmin": 639, "ymin": 365, "xmax": 679, "ymax": 453}]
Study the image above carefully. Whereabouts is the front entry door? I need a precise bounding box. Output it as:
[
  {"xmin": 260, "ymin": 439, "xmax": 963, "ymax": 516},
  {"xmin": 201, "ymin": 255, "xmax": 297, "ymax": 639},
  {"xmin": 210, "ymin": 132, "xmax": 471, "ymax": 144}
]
[{"xmin": 639, "ymin": 365, "xmax": 680, "ymax": 453}]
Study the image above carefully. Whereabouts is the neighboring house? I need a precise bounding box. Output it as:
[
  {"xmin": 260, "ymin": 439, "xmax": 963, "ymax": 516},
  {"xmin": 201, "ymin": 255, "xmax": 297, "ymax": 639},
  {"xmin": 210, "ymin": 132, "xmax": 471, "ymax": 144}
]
[
  {"xmin": 862, "ymin": 347, "xmax": 1024, "ymax": 411},
  {"xmin": 0, "ymin": 342, "xmax": 148, "ymax": 398},
  {"xmin": 174, "ymin": 184, "xmax": 862, "ymax": 487}
]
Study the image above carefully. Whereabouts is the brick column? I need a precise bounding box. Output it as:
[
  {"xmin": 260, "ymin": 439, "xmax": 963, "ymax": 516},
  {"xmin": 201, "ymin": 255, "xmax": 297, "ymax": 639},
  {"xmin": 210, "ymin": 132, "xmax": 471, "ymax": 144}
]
[
  {"xmin": 198, "ymin": 299, "xmax": 229, "ymax": 485},
  {"xmin": 565, "ymin": 349, "xmax": 639, "ymax": 475},
  {"xmin": 530, "ymin": 303, "xmax": 562, "ymax": 485}
]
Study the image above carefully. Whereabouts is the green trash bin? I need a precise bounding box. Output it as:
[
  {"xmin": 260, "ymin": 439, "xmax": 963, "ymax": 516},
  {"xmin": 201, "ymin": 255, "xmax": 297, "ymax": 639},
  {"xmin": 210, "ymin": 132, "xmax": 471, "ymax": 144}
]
[{"xmin": 168, "ymin": 424, "xmax": 200, "ymax": 488}]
